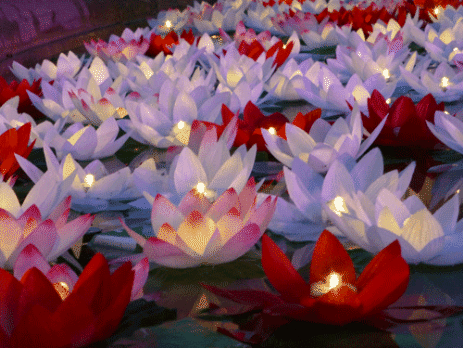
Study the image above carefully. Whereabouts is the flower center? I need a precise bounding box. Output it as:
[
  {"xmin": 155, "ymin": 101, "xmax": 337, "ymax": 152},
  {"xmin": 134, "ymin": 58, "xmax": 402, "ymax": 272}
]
[
  {"xmin": 84, "ymin": 174, "xmax": 95, "ymax": 188},
  {"xmin": 310, "ymin": 272, "xmax": 357, "ymax": 297},
  {"xmin": 328, "ymin": 196, "xmax": 349, "ymax": 217}
]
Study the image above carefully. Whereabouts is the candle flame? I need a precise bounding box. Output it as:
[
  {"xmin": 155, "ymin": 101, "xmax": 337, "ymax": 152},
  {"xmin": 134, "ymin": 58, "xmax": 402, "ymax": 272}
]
[
  {"xmin": 165, "ymin": 20, "xmax": 173, "ymax": 28},
  {"xmin": 382, "ymin": 69, "xmax": 390, "ymax": 80},
  {"xmin": 433, "ymin": 7, "xmax": 439, "ymax": 16},
  {"xmin": 327, "ymin": 272, "xmax": 340, "ymax": 290},
  {"xmin": 386, "ymin": 98, "xmax": 392, "ymax": 104},
  {"xmin": 177, "ymin": 121, "xmax": 185, "ymax": 130},
  {"xmin": 196, "ymin": 182, "xmax": 206, "ymax": 194},
  {"xmin": 84, "ymin": 174, "xmax": 95, "ymax": 188},
  {"xmin": 268, "ymin": 127, "xmax": 276, "ymax": 135},
  {"xmin": 330, "ymin": 196, "xmax": 349, "ymax": 217},
  {"xmin": 440, "ymin": 76, "xmax": 450, "ymax": 89}
]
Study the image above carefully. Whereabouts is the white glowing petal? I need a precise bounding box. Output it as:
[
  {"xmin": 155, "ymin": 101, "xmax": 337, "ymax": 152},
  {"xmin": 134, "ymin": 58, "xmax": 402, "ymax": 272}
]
[
  {"xmin": 89, "ymin": 57, "xmax": 110, "ymax": 85},
  {"xmin": 0, "ymin": 183, "xmax": 21, "ymax": 218}
]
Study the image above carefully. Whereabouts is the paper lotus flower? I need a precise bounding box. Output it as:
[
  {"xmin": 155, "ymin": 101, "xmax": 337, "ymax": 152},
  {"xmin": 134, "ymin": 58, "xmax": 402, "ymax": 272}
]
[
  {"xmin": 363, "ymin": 89, "xmax": 445, "ymax": 149},
  {"xmin": 0, "ymin": 122, "xmax": 35, "ymax": 181},
  {"xmin": 273, "ymin": 147, "xmax": 411, "ymax": 241},
  {"xmin": 120, "ymin": 76, "xmax": 228, "ymax": 148},
  {"xmin": 203, "ymin": 230, "xmax": 409, "ymax": 326},
  {"xmin": 263, "ymin": 104, "xmax": 385, "ymax": 172},
  {"xmin": 220, "ymin": 101, "xmax": 288, "ymax": 151},
  {"xmin": 11, "ymin": 51, "xmax": 83, "ymax": 83},
  {"xmin": 427, "ymin": 110, "xmax": 463, "ymax": 155},
  {"xmin": 210, "ymin": 45, "xmax": 276, "ymax": 111},
  {"xmin": 296, "ymin": 62, "xmax": 393, "ymax": 114},
  {"xmin": 0, "ymin": 195, "xmax": 93, "ymax": 269},
  {"xmin": 0, "ymin": 252, "xmax": 134, "ymax": 347},
  {"xmin": 320, "ymin": 152, "xmax": 463, "ymax": 264},
  {"xmin": 16, "ymin": 144, "xmax": 141, "ymax": 213},
  {"xmin": 121, "ymin": 177, "xmax": 276, "ymax": 268},
  {"xmin": 133, "ymin": 117, "xmax": 256, "ymax": 205},
  {"xmin": 14, "ymin": 244, "xmax": 149, "ymax": 301},
  {"xmin": 0, "ymin": 77, "xmax": 43, "ymax": 119},
  {"xmin": 43, "ymin": 117, "xmax": 131, "ymax": 161},
  {"xmin": 191, "ymin": 2, "xmax": 244, "ymax": 34},
  {"xmin": 400, "ymin": 61, "xmax": 463, "ymax": 102},
  {"xmin": 85, "ymin": 27, "xmax": 150, "ymax": 63}
]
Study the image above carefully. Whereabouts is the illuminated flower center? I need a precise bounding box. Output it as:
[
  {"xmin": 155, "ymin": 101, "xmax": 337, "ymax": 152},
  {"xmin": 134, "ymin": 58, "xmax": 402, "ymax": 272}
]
[
  {"xmin": 386, "ymin": 98, "xmax": 392, "ymax": 104},
  {"xmin": 195, "ymin": 182, "xmax": 217, "ymax": 201},
  {"xmin": 329, "ymin": 196, "xmax": 349, "ymax": 217},
  {"xmin": 382, "ymin": 69, "xmax": 391, "ymax": 80},
  {"xmin": 268, "ymin": 127, "xmax": 276, "ymax": 135},
  {"xmin": 196, "ymin": 182, "xmax": 206, "ymax": 193},
  {"xmin": 53, "ymin": 281, "xmax": 70, "ymax": 300},
  {"xmin": 177, "ymin": 121, "xmax": 185, "ymax": 130},
  {"xmin": 440, "ymin": 76, "xmax": 450, "ymax": 89},
  {"xmin": 433, "ymin": 7, "xmax": 439, "ymax": 16},
  {"xmin": 310, "ymin": 272, "xmax": 357, "ymax": 297},
  {"xmin": 165, "ymin": 20, "xmax": 173, "ymax": 29},
  {"xmin": 84, "ymin": 174, "xmax": 95, "ymax": 188}
]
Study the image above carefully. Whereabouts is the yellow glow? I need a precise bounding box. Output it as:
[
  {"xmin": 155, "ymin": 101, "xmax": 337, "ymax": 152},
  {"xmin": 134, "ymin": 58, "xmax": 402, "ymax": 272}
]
[
  {"xmin": 53, "ymin": 282, "xmax": 70, "ymax": 300},
  {"xmin": 331, "ymin": 196, "xmax": 349, "ymax": 217},
  {"xmin": 268, "ymin": 127, "xmax": 276, "ymax": 135},
  {"xmin": 310, "ymin": 272, "xmax": 342, "ymax": 297},
  {"xmin": 386, "ymin": 98, "xmax": 392, "ymax": 104},
  {"xmin": 457, "ymin": 189, "xmax": 461, "ymax": 194},
  {"xmin": 454, "ymin": 47, "xmax": 459, "ymax": 52},
  {"xmin": 327, "ymin": 272, "xmax": 340, "ymax": 290},
  {"xmin": 196, "ymin": 182, "xmax": 206, "ymax": 194},
  {"xmin": 444, "ymin": 111, "xmax": 450, "ymax": 114},
  {"xmin": 282, "ymin": 44, "xmax": 287, "ymax": 49},
  {"xmin": 440, "ymin": 76, "xmax": 450, "ymax": 89},
  {"xmin": 382, "ymin": 69, "xmax": 391, "ymax": 80},
  {"xmin": 165, "ymin": 20, "xmax": 173, "ymax": 28},
  {"xmin": 177, "ymin": 121, "xmax": 185, "ymax": 130},
  {"xmin": 433, "ymin": 7, "xmax": 439, "ymax": 15},
  {"xmin": 84, "ymin": 174, "xmax": 95, "ymax": 188}
]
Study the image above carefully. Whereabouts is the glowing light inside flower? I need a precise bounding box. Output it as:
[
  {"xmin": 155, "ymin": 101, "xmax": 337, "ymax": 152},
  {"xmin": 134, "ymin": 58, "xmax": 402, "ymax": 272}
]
[
  {"xmin": 84, "ymin": 174, "xmax": 95, "ymax": 188},
  {"xmin": 454, "ymin": 47, "xmax": 459, "ymax": 52},
  {"xmin": 196, "ymin": 182, "xmax": 206, "ymax": 194},
  {"xmin": 382, "ymin": 69, "xmax": 391, "ymax": 80},
  {"xmin": 310, "ymin": 272, "xmax": 342, "ymax": 297},
  {"xmin": 177, "ymin": 121, "xmax": 185, "ymax": 130},
  {"xmin": 165, "ymin": 20, "xmax": 173, "ymax": 29},
  {"xmin": 53, "ymin": 281, "xmax": 70, "ymax": 300},
  {"xmin": 268, "ymin": 127, "xmax": 276, "ymax": 135},
  {"xmin": 329, "ymin": 196, "xmax": 349, "ymax": 217},
  {"xmin": 444, "ymin": 111, "xmax": 450, "ymax": 114},
  {"xmin": 440, "ymin": 77, "xmax": 450, "ymax": 90},
  {"xmin": 434, "ymin": 7, "xmax": 439, "ymax": 16},
  {"xmin": 386, "ymin": 98, "xmax": 392, "ymax": 104}
]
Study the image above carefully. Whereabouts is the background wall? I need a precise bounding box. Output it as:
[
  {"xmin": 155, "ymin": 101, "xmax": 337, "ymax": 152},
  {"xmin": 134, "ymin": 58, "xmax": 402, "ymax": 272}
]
[{"xmin": 0, "ymin": 0, "xmax": 205, "ymax": 81}]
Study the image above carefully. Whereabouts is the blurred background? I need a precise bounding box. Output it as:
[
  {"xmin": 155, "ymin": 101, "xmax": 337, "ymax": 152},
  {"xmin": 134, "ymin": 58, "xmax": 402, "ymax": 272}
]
[{"xmin": 0, "ymin": 0, "xmax": 209, "ymax": 81}]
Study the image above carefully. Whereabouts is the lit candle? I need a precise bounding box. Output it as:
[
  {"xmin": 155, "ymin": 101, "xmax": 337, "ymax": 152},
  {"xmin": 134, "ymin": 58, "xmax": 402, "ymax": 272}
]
[
  {"xmin": 433, "ymin": 7, "xmax": 439, "ymax": 16},
  {"xmin": 310, "ymin": 272, "xmax": 357, "ymax": 297},
  {"xmin": 440, "ymin": 76, "xmax": 450, "ymax": 91},
  {"xmin": 386, "ymin": 98, "xmax": 392, "ymax": 104},
  {"xmin": 83, "ymin": 174, "xmax": 95, "ymax": 190},
  {"xmin": 328, "ymin": 196, "xmax": 349, "ymax": 217},
  {"xmin": 177, "ymin": 121, "xmax": 185, "ymax": 130},
  {"xmin": 382, "ymin": 69, "xmax": 391, "ymax": 81},
  {"xmin": 268, "ymin": 127, "xmax": 276, "ymax": 135},
  {"xmin": 195, "ymin": 182, "xmax": 217, "ymax": 201}
]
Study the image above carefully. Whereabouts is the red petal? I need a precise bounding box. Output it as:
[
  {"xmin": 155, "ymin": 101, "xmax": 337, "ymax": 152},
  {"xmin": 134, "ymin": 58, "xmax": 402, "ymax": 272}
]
[
  {"xmin": 0, "ymin": 268, "xmax": 22, "ymax": 334},
  {"xmin": 72, "ymin": 253, "xmax": 111, "ymax": 312},
  {"xmin": 18, "ymin": 268, "xmax": 62, "ymax": 320},
  {"xmin": 202, "ymin": 283, "xmax": 284, "ymax": 308},
  {"xmin": 357, "ymin": 240, "xmax": 409, "ymax": 316},
  {"xmin": 388, "ymin": 96, "xmax": 416, "ymax": 128},
  {"xmin": 261, "ymin": 234, "xmax": 310, "ymax": 302},
  {"xmin": 309, "ymin": 230, "xmax": 356, "ymax": 288}
]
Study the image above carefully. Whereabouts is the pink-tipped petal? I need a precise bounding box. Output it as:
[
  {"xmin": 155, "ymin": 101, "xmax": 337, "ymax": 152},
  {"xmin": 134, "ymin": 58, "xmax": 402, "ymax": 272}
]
[
  {"xmin": 143, "ymin": 237, "xmax": 201, "ymax": 268},
  {"xmin": 210, "ymin": 223, "xmax": 262, "ymax": 264},
  {"xmin": 238, "ymin": 177, "xmax": 257, "ymax": 216},
  {"xmin": 47, "ymin": 196, "xmax": 72, "ymax": 228},
  {"xmin": 207, "ymin": 187, "xmax": 240, "ymax": 222},
  {"xmin": 46, "ymin": 264, "xmax": 79, "ymax": 292},
  {"xmin": 119, "ymin": 217, "xmax": 147, "ymax": 247},
  {"xmin": 130, "ymin": 257, "xmax": 149, "ymax": 300},
  {"xmin": 13, "ymin": 244, "xmax": 51, "ymax": 280},
  {"xmin": 17, "ymin": 205, "xmax": 42, "ymax": 229},
  {"xmin": 151, "ymin": 194, "xmax": 184, "ymax": 233},
  {"xmin": 178, "ymin": 189, "xmax": 212, "ymax": 217}
]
